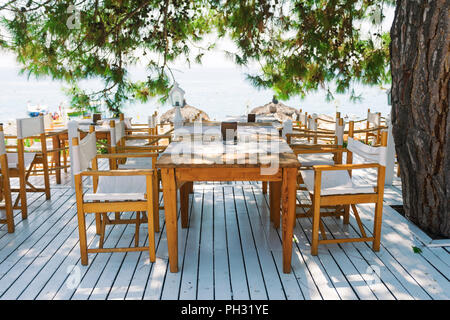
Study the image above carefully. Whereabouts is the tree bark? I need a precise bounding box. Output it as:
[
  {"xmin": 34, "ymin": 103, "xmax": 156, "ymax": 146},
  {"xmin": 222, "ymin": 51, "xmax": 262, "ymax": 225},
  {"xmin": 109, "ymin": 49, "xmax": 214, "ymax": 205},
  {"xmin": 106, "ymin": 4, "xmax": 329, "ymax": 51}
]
[{"xmin": 390, "ymin": 0, "xmax": 450, "ymax": 237}]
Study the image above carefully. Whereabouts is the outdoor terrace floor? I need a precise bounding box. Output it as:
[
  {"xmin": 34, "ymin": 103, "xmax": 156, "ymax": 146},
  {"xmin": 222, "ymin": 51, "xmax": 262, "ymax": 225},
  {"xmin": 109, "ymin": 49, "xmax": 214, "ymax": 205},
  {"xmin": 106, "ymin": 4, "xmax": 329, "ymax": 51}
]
[{"xmin": 0, "ymin": 164, "xmax": 448, "ymax": 300}]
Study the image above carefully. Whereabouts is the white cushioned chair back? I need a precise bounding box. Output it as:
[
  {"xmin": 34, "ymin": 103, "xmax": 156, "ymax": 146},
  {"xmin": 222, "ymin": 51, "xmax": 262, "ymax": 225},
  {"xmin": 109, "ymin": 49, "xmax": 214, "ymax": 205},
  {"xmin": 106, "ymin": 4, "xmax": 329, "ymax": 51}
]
[
  {"xmin": 335, "ymin": 122, "xmax": 345, "ymax": 146},
  {"xmin": 16, "ymin": 116, "xmax": 45, "ymax": 139},
  {"xmin": 298, "ymin": 113, "xmax": 307, "ymax": 124},
  {"xmin": 148, "ymin": 115, "xmax": 156, "ymax": 128},
  {"xmin": 367, "ymin": 111, "xmax": 381, "ymax": 126},
  {"xmin": 347, "ymin": 137, "xmax": 387, "ymax": 166},
  {"xmin": 43, "ymin": 114, "xmax": 53, "ymax": 130},
  {"xmin": 116, "ymin": 120, "xmax": 125, "ymax": 142},
  {"xmin": 0, "ymin": 131, "xmax": 6, "ymax": 156},
  {"xmin": 282, "ymin": 119, "xmax": 293, "ymax": 139},
  {"xmin": 308, "ymin": 117, "xmax": 317, "ymax": 131},
  {"xmin": 124, "ymin": 117, "xmax": 132, "ymax": 130},
  {"xmin": 72, "ymin": 132, "xmax": 97, "ymax": 174},
  {"xmin": 109, "ymin": 124, "xmax": 117, "ymax": 147}
]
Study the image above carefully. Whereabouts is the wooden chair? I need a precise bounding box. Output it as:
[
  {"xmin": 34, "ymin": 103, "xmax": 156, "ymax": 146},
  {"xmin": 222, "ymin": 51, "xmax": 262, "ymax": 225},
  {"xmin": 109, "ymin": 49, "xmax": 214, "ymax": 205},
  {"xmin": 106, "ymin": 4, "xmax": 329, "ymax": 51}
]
[
  {"xmin": 7, "ymin": 116, "xmax": 51, "ymax": 219},
  {"xmin": 294, "ymin": 110, "xmax": 308, "ymax": 130},
  {"xmin": 119, "ymin": 114, "xmax": 171, "ymax": 148},
  {"xmin": 109, "ymin": 120, "xmax": 167, "ymax": 232},
  {"xmin": 287, "ymin": 118, "xmax": 346, "ymax": 235},
  {"xmin": 287, "ymin": 117, "xmax": 345, "ymax": 167},
  {"xmin": 42, "ymin": 113, "xmax": 70, "ymax": 179},
  {"xmin": 365, "ymin": 109, "xmax": 382, "ymax": 145},
  {"xmin": 0, "ymin": 125, "xmax": 14, "ymax": 233},
  {"xmin": 300, "ymin": 130, "xmax": 388, "ymax": 255},
  {"xmin": 72, "ymin": 130, "xmax": 157, "ymax": 265}
]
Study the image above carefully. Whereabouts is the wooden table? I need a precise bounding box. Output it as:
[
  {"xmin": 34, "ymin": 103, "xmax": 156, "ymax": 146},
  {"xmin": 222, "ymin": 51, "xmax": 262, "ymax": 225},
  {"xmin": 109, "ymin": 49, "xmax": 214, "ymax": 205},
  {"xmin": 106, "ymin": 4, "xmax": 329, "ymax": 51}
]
[{"xmin": 156, "ymin": 127, "xmax": 300, "ymax": 273}]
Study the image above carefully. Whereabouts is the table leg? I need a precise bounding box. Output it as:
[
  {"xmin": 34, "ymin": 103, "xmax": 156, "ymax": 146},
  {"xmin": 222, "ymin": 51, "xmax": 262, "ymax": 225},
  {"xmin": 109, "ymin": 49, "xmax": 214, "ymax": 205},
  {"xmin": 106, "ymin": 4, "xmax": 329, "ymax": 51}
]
[
  {"xmin": 269, "ymin": 181, "xmax": 281, "ymax": 229},
  {"xmin": 262, "ymin": 181, "xmax": 268, "ymax": 194},
  {"xmin": 52, "ymin": 135, "xmax": 61, "ymax": 184},
  {"xmin": 161, "ymin": 168, "xmax": 178, "ymax": 272},
  {"xmin": 188, "ymin": 181, "xmax": 194, "ymax": 194},
  {"xmin": 281, "ymin": 168, "xmax": 297, "ymax": 273},
  {"xmin": 180, "ymin": 182, "xmax": 190, "ymax": 228}
]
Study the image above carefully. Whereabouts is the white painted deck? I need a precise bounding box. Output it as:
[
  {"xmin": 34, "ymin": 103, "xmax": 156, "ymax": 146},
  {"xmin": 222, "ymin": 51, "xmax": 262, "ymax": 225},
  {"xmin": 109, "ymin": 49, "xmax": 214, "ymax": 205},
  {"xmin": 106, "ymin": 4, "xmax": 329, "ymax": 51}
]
[{"xmin": 0, "ymin": 164, "xmax": 448, "ymax": 300}]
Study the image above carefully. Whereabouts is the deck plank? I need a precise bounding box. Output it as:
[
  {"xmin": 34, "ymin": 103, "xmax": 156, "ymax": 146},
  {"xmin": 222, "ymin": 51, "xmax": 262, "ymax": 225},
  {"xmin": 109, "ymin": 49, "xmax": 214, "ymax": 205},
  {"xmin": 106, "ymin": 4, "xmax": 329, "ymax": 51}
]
[
  {"xmin": 178, "ymin": 190, "xmax": 203, "ymax": 300},
  {"xmin": 233, "ymin": 186, "xmax": 268, "ymax": 299},
  {"xmin": 255, "ymin": 188, "xmax": 320, "ymax": 300},
  {"xmin": 212, "ymin": 187, "xmax": 232, "ymax": 300},
  {"xmin": 223, "ymin": 186, "xmax": 250, "ymax": 300},
  {"xmin": 242, "ymin": 186, "xmax": 296, "ymax": 300},
  {"xmin": 197, "ymin": 188, "xmax": 215, "ymax": 300},
  {"xmin": 2, "ymin": 198, "xmax": 79, "ymax": 299},
  {"xmin": 0, "ymin": 167, "xmax": 448, "ymax": 300},
  {"xmin": 356, "ymin": 203, "xmax": 449, "ymax": 299}
]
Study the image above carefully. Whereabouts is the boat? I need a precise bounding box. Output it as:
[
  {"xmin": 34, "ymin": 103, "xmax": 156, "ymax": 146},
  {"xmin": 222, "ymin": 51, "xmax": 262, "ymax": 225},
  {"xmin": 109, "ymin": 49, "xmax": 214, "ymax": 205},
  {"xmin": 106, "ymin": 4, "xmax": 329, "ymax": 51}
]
[{"xmin": 27, "ymin": 104, "xmax": 49, "ymax": 117}]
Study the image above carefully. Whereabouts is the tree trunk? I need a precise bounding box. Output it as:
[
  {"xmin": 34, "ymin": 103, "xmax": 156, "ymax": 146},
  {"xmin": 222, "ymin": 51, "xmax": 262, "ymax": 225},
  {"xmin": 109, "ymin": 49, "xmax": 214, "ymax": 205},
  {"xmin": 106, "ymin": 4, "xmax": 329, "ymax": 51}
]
[{"xmin": 390, "ymin": 0, "xmax": 450, "ymax": 237}]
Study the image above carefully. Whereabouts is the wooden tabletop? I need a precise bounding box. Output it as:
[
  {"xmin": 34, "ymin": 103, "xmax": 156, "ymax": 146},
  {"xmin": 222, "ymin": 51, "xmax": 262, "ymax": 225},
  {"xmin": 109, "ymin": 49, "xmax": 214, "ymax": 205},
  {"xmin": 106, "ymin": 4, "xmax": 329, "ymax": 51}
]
[{"xmin": 156, "ymin": 125, "xmax": 300, "ymax": 169}]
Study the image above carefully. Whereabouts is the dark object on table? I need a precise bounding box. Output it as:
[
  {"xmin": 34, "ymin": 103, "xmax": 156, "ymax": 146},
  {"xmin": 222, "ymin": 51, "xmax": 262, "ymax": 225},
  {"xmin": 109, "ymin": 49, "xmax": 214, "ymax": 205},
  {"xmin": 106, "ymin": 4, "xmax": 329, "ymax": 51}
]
[
  {"xmin": 92, "ymin": 113, "xmax": 102, "ymax": 124},
  {"xmin": 221, "ymin": 122, "xmax": 237, "ymax": 142}
]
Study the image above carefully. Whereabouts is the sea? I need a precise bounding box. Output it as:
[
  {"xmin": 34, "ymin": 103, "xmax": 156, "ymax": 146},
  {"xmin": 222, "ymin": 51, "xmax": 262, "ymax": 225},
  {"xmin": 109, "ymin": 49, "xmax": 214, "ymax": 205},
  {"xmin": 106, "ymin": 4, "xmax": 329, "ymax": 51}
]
[{"xmin": 0, "ymin": 63, "xmax": 392, "ymax": 124}]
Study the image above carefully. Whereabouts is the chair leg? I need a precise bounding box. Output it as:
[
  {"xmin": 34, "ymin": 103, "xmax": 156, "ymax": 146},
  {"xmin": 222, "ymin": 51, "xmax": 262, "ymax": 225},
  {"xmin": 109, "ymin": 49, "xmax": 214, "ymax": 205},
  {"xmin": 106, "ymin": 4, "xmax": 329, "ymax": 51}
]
[
  {"xmin": 1, "ymin": 173, "xmax": 14, "ymax": 233},
  {"xmin": 63, "ymin": 146, "xmax": 68, "ymax": 173},
  {"xmin": 95, "ymin": 213, "xmax": 102, "ymax": 235},
  {"xmin": 153, "ymin": 174, "xmax": 160, "ymax": 233},
  {"xmin": 343, "ymin": 204, "xmax": 350, "ymax": 224},
  {"xmin": 135, "ymin": 211, "xmax": 140, "ymax": 247},
  {"xmin": 147, "ymin": 175, "xmax": 156, "ymax": 263},
  {"xmin": 351, "ymin": 204, "xmax": 368, "ymax": 238},
  {"xmin": 372, "ymin": 201, "xmax": 384, "ymax": 252},
  {"xmin": 42, "ymin": 157, "xmax": 51, "ymax": 200},
  {"xmin": 5, "ymin": 196, "xmax": 14, "ymax": 233},
  {"xmin": 99, "ymin": 213, "xmax": 108, "ymax": 249},
  {"xmin": 77, "ymin": 210, "xmax": 88, "ymax": 266},
  {"xmin": 19, "ymin": 173, "xmax": 28, "ymax": 219},
  {"xmin": 311, "ymin": 196, "xmax": 321, "ymax": 256},
  {"xmin": 319, "ymin": 220, "xmax": 327, "ymax": 240}
]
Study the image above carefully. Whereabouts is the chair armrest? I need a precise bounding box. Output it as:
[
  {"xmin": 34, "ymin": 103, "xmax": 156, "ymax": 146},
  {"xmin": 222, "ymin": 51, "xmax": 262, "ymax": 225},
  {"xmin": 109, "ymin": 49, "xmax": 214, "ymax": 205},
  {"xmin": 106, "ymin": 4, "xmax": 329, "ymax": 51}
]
[
  {"xmin": 125, "ymin": 134, "xmax": 171, "ymax": 140},
  {"xmin": 96, "ymin": 152, "xmax": 160, "ymax": 159},
  {"xmin": 312, "ymin": 163, "xmax": 380, "ymax": 171},
  {"xmin": 291, "ymin": 145, "xmax": 344, "ymax": 154},
  {"xmin": 161, "ymin": 128, "xmax": 174, "ymax": 134},
  {"xmin": 80, "ymin": 169, "xmax": 154, "ymax": 177},
  {"xmin": 116, "ymin": 145, "xmax": 166, "ymax": 151},
  {"xmin": 353, "ymin": 126, "xmax": 387, "ymax": 134}
]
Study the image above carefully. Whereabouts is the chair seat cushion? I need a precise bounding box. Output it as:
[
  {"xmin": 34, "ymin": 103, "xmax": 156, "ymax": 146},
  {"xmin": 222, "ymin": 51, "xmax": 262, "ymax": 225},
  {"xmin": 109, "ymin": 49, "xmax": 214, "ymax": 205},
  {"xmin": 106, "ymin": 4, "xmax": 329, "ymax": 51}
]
[
  {"xmin": 7, "ymin": 153, "xmax": 36, "ymax": 169},
  {"xmin": 301, "ymin": 169, "xmax": 375, "ymax": 196},
  {"xmin": 84, "ymin": 175, "xmax": 147, "ymax": 201},
  {"xmin": 118, "ymin": 157, "xmax": 153, "ymax": 169},
  {"xmin": 298, "ymin": 153, "xmax": 334, "ymax": 167}
]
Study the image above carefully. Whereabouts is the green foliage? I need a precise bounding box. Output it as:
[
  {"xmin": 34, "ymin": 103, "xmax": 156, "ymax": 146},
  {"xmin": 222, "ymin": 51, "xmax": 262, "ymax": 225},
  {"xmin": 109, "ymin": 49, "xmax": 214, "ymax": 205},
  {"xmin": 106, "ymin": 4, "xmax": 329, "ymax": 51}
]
[
  {"xmin": 96, "ymin": 139, "xmax": 108, "ymax": 154},
  {"xmin": 0, "ymin": 0, "xmax": 215, "ymax": 112},
  {"xmin": 0, "ymin": 0, "xmax": 393, "ymax": 112},
  {"xmin": 216, "ymin": 0, "xmax": 393, "ymax": 101}
]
